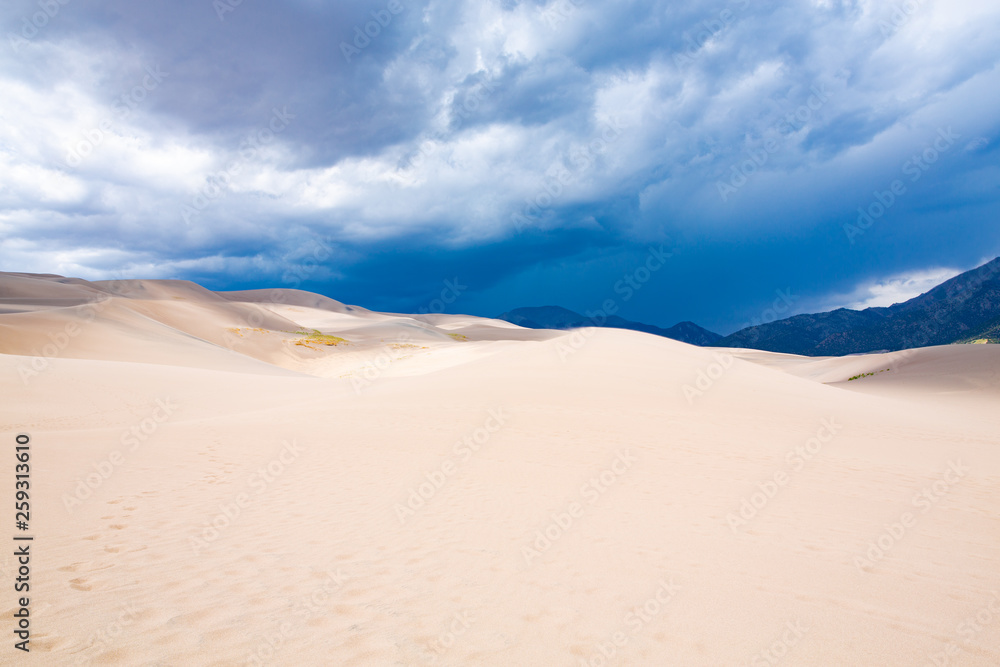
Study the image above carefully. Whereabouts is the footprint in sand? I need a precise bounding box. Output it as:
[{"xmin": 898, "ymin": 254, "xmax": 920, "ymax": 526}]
[
  {"xmin": 69, "ymin": 577, "xmax": 92, "ymax": 591},
  {"xmin": 60, "ymin": 562, "xmax": 112, "ymax": 573}
]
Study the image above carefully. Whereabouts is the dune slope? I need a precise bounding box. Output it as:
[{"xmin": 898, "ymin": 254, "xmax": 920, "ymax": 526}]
[{"xmin": 1, "ymin": 272, "xmax": 998, "ymax": 666}]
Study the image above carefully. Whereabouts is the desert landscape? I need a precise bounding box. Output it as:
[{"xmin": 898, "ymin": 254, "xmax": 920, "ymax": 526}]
[
  {"xmin": 4, "ymin": 0, "xmax": 1000, "ymax": 663},
  {"xmin": 2, "ymin": 271, "xmax": 998, "ymax": 665}
]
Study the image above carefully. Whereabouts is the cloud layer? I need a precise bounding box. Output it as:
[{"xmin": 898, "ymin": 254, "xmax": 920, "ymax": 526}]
[{"xmin": 2, "ymin": 0, "xmax": 1000, "ymax": 332}]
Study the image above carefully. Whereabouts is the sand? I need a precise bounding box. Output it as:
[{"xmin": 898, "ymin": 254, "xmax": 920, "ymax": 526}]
[{"xmin": 1, "ymin": 271, "xmax": 998, "ymax": 666}]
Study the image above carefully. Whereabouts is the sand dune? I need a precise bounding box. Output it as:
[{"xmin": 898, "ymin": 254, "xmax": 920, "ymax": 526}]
[
  {"xmin": 732, "ymin": 345, "xmax": 1000, "ymax": 417},
  {"xmin": 2, "ymin": 272, "xmax": 998, "ymax": 665}
]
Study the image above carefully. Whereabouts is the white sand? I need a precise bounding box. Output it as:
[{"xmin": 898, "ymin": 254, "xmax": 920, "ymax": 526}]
[{"xmin": 2, "ymin": 272, "xmax": 999, "ymax": 665}]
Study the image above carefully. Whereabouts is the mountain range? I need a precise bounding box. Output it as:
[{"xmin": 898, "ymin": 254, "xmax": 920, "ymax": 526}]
[
  {"xmin": 496, "ymin": 306, "xmax": 723, "ymax": 346},
  {"xmin": 500, "ymin": 257, "xmax": 1000, "ymax": 355},
  {"xmin": 715, "ymin": 256, "xmax": 1000, "ymax": 355}
]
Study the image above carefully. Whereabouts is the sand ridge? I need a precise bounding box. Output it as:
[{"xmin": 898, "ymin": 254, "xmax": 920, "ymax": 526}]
[{"xmin": 1, "ymin": 271, "xmax": 998, "ymax": 665}]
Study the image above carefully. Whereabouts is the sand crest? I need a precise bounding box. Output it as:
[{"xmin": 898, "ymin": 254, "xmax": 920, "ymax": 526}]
[{"xmin": 2, "ymin": 272, "xmax": 998, "ymax": 665}]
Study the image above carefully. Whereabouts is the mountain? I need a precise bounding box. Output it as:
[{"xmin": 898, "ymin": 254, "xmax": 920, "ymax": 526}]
[
  {"xmin": 953, "ymin": 317, "xmax": 1000, "ymax": 344},
  {"xmin": 715, "ymin": 257, "xmax": 1000, "ymax": 355},
  {"xmin": 497, "ymin": 306, "xmax": 589, "ymax": 330},
  {"xmin": 497, "ymin": 305, "xmax": 722, "ymax": 346}
]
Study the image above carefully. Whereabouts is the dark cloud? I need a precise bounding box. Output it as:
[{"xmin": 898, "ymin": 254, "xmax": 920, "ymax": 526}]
[{"xmin": 1, "ymin": 0, "xmax": 999, "ymax": 333}]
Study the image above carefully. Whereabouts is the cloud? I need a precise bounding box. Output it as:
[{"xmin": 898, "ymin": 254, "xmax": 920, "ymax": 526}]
[
  {"xmin": 1, "ymin": 0, "xmax": 999, "ymax": 331},
  {"xmin": 838, "ymin": 267, "xmax": 966, "ymax": 310}
]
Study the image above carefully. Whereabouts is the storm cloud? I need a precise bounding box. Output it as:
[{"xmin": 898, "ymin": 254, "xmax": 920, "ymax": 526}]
[{"xmin": 2, "ymin": 0, "xmax": 999, "ymax": 333}]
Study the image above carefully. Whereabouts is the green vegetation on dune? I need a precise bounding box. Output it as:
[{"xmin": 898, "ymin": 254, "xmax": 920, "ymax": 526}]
[
  {"xmin": 290, "ymin": 329, "xmax": 348, "ymax": 347},
  {"xmin": 848, "ymin": 368, "xmax": 891, "ymax": 382}
]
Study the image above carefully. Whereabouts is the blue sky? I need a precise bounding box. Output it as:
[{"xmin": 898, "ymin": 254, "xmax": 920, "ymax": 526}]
[{"xmin": 2, "ymin": 0, "xmax": 999, "ymax": 334}]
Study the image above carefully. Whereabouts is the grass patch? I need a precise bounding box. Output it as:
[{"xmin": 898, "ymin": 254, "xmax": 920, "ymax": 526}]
[
  {"xmin": 848, "ymin": 368, "xmax": 891, "ymax": 382},
  {"xmin": 447, "ymin": 333, "xmax": 468, "ymax": 341},
  {"xmin": 291, "ymin": 329, "xmax": 348, "ymax": 347}
]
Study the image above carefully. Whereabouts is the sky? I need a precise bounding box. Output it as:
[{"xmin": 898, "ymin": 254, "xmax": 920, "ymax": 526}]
[{"xmin": 1, "ymin": 0, "xmax": 999, "ymax": 335}]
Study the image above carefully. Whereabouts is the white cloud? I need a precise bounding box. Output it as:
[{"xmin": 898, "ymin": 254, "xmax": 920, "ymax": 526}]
[
  {"xmin": 1, "ymin": 0, "xmax": 999, "ymax": 283},
  {"xmin": 837, "ymin": 266, "xmax": 965, "ymax": 310}
]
